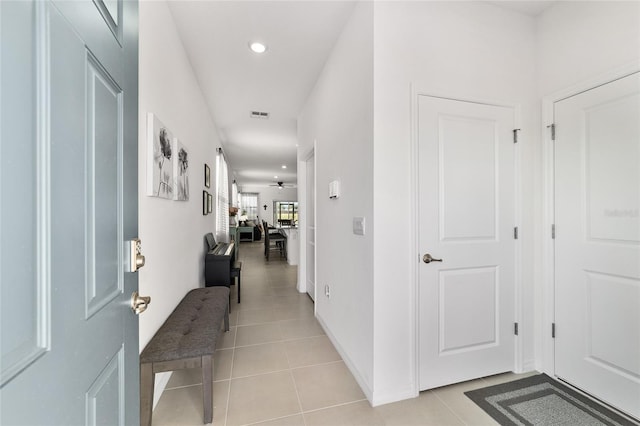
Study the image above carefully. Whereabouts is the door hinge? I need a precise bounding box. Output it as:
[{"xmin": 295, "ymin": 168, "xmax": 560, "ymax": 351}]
[
  {"xmin": 514, "ymin": 322, "xmax": 519, "ymax": 335},
  {"xmin": 514, "ymin": 227, "xmax": 519, "ymax": 239},
  {"xmin": 552, "ymin": 224, "xmax": 556, "ymax": 239},
  {"xmin": 548, "ymin": 123, "xmax": 556, "ymax": 141},
  {"xmin": 552, "ymin": 323, "xmax": 556, "ymax": 338},
  {"xmin": 513, "ymin": 128, "xmax": 521, "ymax": 144}
]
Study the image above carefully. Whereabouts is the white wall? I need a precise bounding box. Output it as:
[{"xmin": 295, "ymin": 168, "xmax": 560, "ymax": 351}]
[
  {"xmin": 537, "ymin": 1, "xmax": 640, "ymax": 96},
  {"xmin": 138, "ymin": 0, "xmax": 223, "ymax": 404},
  {"xmin": 371, "ymin": 2, "xmax": 538, "ymax": 404},
  {"xmin": 298, "ymin": 1, "xmax": 375, "ymax": 400},
  {"xmin": 534, "ymin": 1, "xmax": 640, "ymax": 373},
  {"xmin": 240, "ymin": 185, "xmax": 298, "ymax": 226}
]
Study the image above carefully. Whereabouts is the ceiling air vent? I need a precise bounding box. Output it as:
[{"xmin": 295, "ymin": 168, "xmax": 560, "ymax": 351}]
[{"xmin": 250, "ymin": 111, "xmax": 270, "ymax": 119}]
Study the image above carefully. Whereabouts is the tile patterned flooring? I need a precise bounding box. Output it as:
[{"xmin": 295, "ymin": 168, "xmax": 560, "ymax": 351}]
[{"xmin": 152, "ymin": 241, "xmax": 535, "ymax": 425}]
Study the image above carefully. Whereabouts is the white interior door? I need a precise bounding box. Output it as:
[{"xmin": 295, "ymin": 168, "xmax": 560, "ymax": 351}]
[
  {"xmin": 554, "ymin": 72, "xmax": 640, "ymax": 419},
  {"xmin": 418, "ymin": 95, "xmax": 516, "ymax": 390},
  {"xmin": 1, "ymin": 1, "xmax": 139, "ymax": 424},
  {"xmin": 306, "ymin": 151, "xmax": 316, "ymax": 301}
]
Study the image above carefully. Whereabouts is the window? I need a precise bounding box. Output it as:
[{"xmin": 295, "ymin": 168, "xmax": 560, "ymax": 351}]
[
  {"xmin": 231, "ymin": 181, "xmax": 238, "ymax": 208},
  {"xmin": 274, "ymin": 201, "xmax": 298, "ymax": 226},
  {"xmin": 215, "ymin": 149, "xmax": 229, "ymax": 242},
  {"xmin": 240, "ymin": 193, "xmax": 258, "ymax": 220}
]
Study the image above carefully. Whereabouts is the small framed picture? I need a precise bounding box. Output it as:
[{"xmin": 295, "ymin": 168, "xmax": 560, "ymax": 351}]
[
  {"xmin": 204, "ymin": 164, "xmax": 210, "ymax": 188},
  {"xmin": 203, "ymin": 190, "xmax": 209, "ymax": 215},
  {"xmin": 147, "ymin": 113, "xmax": 174, "ymax": 199},
  {"xmin": 208, "ymin": 193, "xmax": 213, "ymax": 213},
  {"xmin": 174, "ymin": 138, "xmax": 189, "ymax": 201}
]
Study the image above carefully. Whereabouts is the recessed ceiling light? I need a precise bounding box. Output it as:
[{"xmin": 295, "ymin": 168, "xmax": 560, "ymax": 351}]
[
  {"xmin": 249, "ymin": 42, "xmax": 267, "ymax": 54},
  {"xmin": 274, "ymin": 176, "xmax": 278, "ymax": 179},
  {"xmin": 281, "ymin": 165, "xmax": 287, "ymax": 169}
]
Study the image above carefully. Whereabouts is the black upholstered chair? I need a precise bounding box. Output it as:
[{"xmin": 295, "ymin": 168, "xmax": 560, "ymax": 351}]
[{"xmin": 263, "ymin": 220, "xmax": 287, "ymax": 261}]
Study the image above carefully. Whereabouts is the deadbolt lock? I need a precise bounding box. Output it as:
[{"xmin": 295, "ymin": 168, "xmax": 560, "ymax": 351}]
[
  {"xmin": 131, "ymin": 291, "xmax": 151, "ymax": 315},
  {"xmin": 128, "ymin": 238, "xmax": 146, "ymax": 272}
]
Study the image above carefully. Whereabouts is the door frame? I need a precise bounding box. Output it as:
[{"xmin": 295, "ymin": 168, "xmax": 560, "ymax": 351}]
[
  {"xmin": 540, "ymin": 61, "xmax": 640, "ymax": 376},
  {"xmin": 297, "ymin": 143, "xmax": 316, "ymax": 302},
  {"xmin": 410, "ymin": 86, "xmax": 524, "ymax": 394}
]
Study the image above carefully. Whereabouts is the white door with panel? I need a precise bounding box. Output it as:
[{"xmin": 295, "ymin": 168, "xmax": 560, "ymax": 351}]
[
  {"xmin": 1, "ymin": 1, "xmax": 140, "ymax": 424},
  {"xmin": 306, "ymin": 151, "xmax": 316, "ymax": 301},
  {"xmin": 554, "ymin": 72, "xmax": 640, "ymax": 419},
  {"xmin": 419, "ymin": 96, "xmax": 516, "ymax": 390}
]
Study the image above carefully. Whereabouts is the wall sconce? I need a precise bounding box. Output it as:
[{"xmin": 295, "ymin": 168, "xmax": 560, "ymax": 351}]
[{"xmin": 263, "ymin": 204, "xmax": 268, "ymax": 210}]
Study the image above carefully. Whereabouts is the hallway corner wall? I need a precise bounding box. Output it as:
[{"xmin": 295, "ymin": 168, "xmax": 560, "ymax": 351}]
[
  {"xmin": 298, "ymin": 1, "xmax": 375, "ymax": 401},
  {"xmin": 138, "ymin": 0, "xmax": 223, "ymax": 405}
]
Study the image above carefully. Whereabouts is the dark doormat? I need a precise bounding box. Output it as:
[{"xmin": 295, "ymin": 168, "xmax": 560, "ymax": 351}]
[{"xmin": 464, "ymin": 374, "xmax": 639, "ymax": 426}]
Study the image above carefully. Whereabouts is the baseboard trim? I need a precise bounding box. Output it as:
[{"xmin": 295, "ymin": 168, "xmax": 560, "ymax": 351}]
[
  {"xmin": 372, "ymin": 386, "xmax": 418, "ymax": 407},
  {"xmin": 315, "ymin": 313, "xmax": 374, "ymax": 404},
  {"xmin": 522, "ymin": 359, "xmax": 536, "ymax": 373}
]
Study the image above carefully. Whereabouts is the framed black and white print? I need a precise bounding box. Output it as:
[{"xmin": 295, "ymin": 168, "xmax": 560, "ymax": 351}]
[
  {"xmin": 173, "ymin": 138, "xmax": 189, "ymax": 201},
  {"xmin": 204, "ymin": 164, "xmax": 210, "ymax": 188},
  {"xmin": 208, "ymin": 193, "xmax": 213, "ymax": 214},
  {"xmin": 203, "ymin": 190, "xmax": 209, "ymax": 215},
  {"xmin": 147, "ymin": 113, "xmax": 174, "ymax": 199}
]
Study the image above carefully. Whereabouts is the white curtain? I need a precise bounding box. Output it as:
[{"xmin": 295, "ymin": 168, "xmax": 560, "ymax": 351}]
[
  {"xmin": 215, "ymin": 150, "xmax": 229, "ymax": 243},
  {"xmin": 240, "ymin": 193, "xmax": 258, "ymax": 220},
  {"xmin": 231, "ymin": 181, "xmax": 238, "ymax": 208}
]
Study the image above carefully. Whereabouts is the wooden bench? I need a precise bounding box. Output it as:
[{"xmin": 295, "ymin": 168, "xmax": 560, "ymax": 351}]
[{"xmin": 140, "ymin": 287, "xmax": 230, "ymax": 426}]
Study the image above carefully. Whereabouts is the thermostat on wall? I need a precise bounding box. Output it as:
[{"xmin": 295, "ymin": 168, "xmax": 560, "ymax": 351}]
[{"xmin": 329, "ymin": 180, "xmax": 340, "ymax": 199}]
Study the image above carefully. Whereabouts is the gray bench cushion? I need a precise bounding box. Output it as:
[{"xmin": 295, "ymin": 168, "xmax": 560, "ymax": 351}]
[{"xmin": 140, "ymin": 287, "xmax": 229, "ymax": 364}]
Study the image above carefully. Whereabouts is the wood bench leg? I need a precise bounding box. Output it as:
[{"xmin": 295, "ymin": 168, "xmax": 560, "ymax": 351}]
[
  {"xmin": 202, "ymin": 355, "xmax": 214, "ymax": 424},
  {"xmin": 140, "ymin": 362, "xmax": 154, "ymax": 426},
  {"xmin": 224, "ymin": 303, "xmax": 230, "ymax": 332}
]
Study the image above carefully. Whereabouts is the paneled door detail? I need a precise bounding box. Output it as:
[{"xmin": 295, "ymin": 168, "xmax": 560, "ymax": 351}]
[
  {"xmin": 418, "ymin": 96, "xmax": 516, "ymax": 390},
  {"xmin": 554, "ymin": 72, "xmax": 640, "ymax": 419},
  {"xmin": 0, "ymin": 1, "xmax": 139, "ymax": 424}
]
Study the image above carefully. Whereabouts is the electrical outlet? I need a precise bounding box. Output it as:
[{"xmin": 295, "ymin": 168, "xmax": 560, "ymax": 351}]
[{"xmin": 325, "ymin": 284, "xmax": 330, "ymax": 298}]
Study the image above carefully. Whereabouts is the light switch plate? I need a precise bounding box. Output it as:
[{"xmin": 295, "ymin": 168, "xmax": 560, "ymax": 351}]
[{"xmin": 353, "ymin": 217, "xmax": 365, "ymax": 235}]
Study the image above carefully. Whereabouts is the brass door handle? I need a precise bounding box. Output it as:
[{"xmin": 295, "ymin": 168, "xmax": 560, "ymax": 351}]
[
  {"xmin": 131, "ymin": 291, "xmax": 151, "ymax": 315},
  {"xmin": 423, "ymin": 253, "xmax": 443, "ymax": 264}
]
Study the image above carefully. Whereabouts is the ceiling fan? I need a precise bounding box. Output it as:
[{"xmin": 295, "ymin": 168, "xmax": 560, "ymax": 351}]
[{"xmin": 269, "ymin": 181, "xmax": 295, "ymax": 189}]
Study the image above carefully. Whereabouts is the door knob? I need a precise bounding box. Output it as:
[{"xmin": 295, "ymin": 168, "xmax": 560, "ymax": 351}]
[
  {"xmin": 128, "ymin": 238, "xmax": 145, "ymax": 272},
  {"xmin": 423, "ymin": 253, "xmax": 443, "ymax": 264},
  {"xmin": 131, "ymin": 291, "xmax": 151, "ymax": 315}
]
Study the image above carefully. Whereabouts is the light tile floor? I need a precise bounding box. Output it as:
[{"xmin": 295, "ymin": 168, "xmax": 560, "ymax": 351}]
[{"xmin": 152, "ymin": 241, "xmax": 536, "ymax": 426}]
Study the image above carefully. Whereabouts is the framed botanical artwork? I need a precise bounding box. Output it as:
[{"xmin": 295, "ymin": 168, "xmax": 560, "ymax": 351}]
[
  {"xmin": 204, "ymin": 163, "xmax": 210, "ymax": 188},
  {"xmin": 208, "ymin": 193, "xmax": 213, "ymax": 214},
  {"xmin": 173, "ymin": 138, "xmax": 189, "ymax": 201},
  {"xmin": 147, "ymin": 113, "xmax": 174, "ymax": 199},
  {"xmin": 203, "ymin": 190, "xmax": 209, "ymax": 215}
]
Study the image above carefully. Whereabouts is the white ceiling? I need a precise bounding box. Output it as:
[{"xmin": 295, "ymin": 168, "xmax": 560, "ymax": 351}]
[
  {"xmin": 168, "ymin": 1, "xmax": 357, "ymax": 188},
  {"xmin": 168, "ymin": 1, "xmax": 555, "ymax": 189}
]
